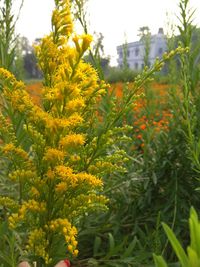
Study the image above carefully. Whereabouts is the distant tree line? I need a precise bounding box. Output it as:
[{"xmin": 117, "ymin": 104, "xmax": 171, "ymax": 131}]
[
  {"xmin": 19, "ymin": 36, "xmax": 42, "ymax": 80},
  {"xmin": 0, "ymin": 0, "xmax": 42, "ymax": 80}
]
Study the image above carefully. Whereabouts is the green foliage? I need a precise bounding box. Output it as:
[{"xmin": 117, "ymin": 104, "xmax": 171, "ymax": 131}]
[
  {"xmin": 78, "ymin": 232, "xmax": 141, "ymax": 266},
  {"xmin": 76, "ymin": 0, "xmax": 200, "ymax": 265},
  {"xmin": 70, "ymin": 0, "xmax": 200, "ymax": 266},
  {"xmin": 175, "ymin": 0, "xmax": 200, "ymax": 174},
  {"xmin": 126, "ymin": 0, "xmax": 200, "ymax": 262},
  {"xmin": 153, "ymin": 207, "xmax": 200, "ymax": 267},
  {"xmin": 0, "ymin": 0, "xmax": 24, "ymax": 75},
  {"xmin": 0, "ymin": 222, "xmax": 23, "ymax": 267},
  {"xmin": 73, "ymin": 46, "xmax": 189, "ymax": 266},
  {"xmin": 105, "ymin": 67, "xmax": 138, "ymax": 83},
  {"xmin": 164, "ymin": 12, "xmax": 178, "ymax": 84}
]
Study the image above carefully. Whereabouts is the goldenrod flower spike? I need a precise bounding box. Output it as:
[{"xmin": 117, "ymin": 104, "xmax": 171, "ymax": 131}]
[{"xmin": 0, "ymin": 0, "xmax": 108, "ymax": 263}]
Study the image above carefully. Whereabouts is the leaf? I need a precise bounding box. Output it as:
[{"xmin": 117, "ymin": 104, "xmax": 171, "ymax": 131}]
[
  {"xmin": 0, "ymin": 221, "xmax": 8, "ymax": 237},
  {"xmin": 162, "ymin": 223, "xmax": 189, "ymax": 267},
  {"xmin": 88, "ymin": 258, "xmax": 99, "ymax": 267},
  {"xmin": 187, "ymin": 247, "xmax": 200, "ymax": 266},
  {"xmin": 0, "ymin": 252, "xmax": 13, "ymax": 266},
  {"xmin": 153, "ymin": 254, "xmax": 168, "ymax": 267},
  {"xmin": 189, "ymin": 207, "xmax": 200, "ymax": 257},
  {"xmin": 152, "ymin": 172, "xmax": 157, "ymax": 185},
  {"xmin": 122, "ymin": 237, "xmax": 137, "ymax": 258},
  {"xmin": 108, "ymin": 233, "xmax": 115, "ymax": 255},
  {"xmin": 93, "ymin": 236, "xmax": 102, "ymax": 256}
]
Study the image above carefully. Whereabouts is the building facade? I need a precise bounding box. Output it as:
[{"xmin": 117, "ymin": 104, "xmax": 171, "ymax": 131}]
[{"xmin": 117, "ymin": 28, "xmax": 167, "ymax": 71}]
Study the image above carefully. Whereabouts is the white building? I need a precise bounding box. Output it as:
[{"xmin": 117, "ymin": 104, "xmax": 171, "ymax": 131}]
[{"xmin": 117, "ymin": 28, "xmax": 167, "ymax": 71}]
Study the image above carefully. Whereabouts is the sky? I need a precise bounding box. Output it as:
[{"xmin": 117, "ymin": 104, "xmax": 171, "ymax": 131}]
[{"xmin": 15, "ymin": 0, "xmax": 200, "ymax": 66}]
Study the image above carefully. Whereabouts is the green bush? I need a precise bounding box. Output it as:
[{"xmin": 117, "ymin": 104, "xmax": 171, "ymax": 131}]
[{"xmin": 105, "ymin": 67, "xmax": 138, "ymax": 83}]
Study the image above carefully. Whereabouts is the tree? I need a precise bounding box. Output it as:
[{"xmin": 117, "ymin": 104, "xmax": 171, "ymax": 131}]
[
  {"xmin": 138, "ymin": 26, "xmax": 151, "ymax": 67},
  {"xmin": 17, "ymin": 36, "xmax": 42, "ymax": 79}
]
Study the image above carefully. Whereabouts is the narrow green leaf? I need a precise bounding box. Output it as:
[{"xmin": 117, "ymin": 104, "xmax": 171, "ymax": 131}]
[
  {"xmin": 153, "ymin": 254, "xmax": 168, "ymax": 267},
  {"xmin": 190, "ymin": 207, "xmax": 198, "ymax": 221},
  {"xmin": 122, "ymin": 236, "xmax": 137, "ymax": 257},
  {"xmin": 0, "ymin": 251, "xmax": 13, "ymax": 266},
  {"xmin": 93, "ymin": 236, "xmax": 102, "ymax": 256},
  {"xmin": 187, "ymin": 247, "xmax": 200, "ymax": 267},
  {"xmin": 162, "ymin": 223, "xmax": 189, "ymax": 267},
  {"xmin": 189, "ymin": 207, "xmax": 200, "ymax": 257},
  {"xmin": 108, "ymin": 233, "xmax": 115, "ymax": 254}
]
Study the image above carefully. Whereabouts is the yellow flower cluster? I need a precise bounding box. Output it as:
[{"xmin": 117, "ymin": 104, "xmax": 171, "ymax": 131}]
[
  {"xmin": 54, "ymin": 165, "xmax": 102, "ymax": 192},
  {"xmin": 2, "ymin": 143, "xmax": 34, "ymax": 172},
  {"xmin": 54, "ymin": 165, "xmax": 76, "ymax": 191},
  {"xmin": 49, "ymin": 218, "xmax": 78, "ymax": 256},
  {"xmin": 34, "ymin": 36, "xmax": 60, "ymax": 78},
  {"xmin": 0, "ymin": 69, "xmax": 34, "ymax": 115},
  {"xmin": 0, "ymin": 112, "xmax": 16, "ymax": 143},
  {"xmin": 26, "ymin": 228, "xmax": 52, "ymax": 264},
  {"xmin": 0, "ymin": 68, "xmax": 22, "ymax": 88},
  {"xmin": 3, "ymin": 143, "xmax": 28, "ymax": 159},
  {"xmin": 72, "ymin": 62, "xmax": 99, "ymax": 98},
  {"xmin": 89, "ymin": 161, "xmax": 116, "ymax": 175},
  {"xmin": 29, "ymin": 107, "xmax": 84, "ymax": 135},
  {"xmin": 56, "ymin": 181, "xmax": 68, "ymax": 192},
  {"xmin": 65, "ymin": 193, "xmax": 108, "ymax": 219},
  {"xmin": 52, "ymin": 0, "xmax": 73, "ymax": 42},
  {"xmin": 65, "ymin": 97, "xmax": 85, "ymax": 113},
  {"xmin": 25, "ymin": 125, "xmax": 46, "ymax": 149},
  {"xmin": 75, "ymin": 172, "xmax": 103, "ymax": 188},
  {"xmin": 30, "ymin": 186, "xmax": 40, "ymax": 198},
  {"xmin": 64, "ymin": 113, "xmax": 83, "ymax": 127},
  {"xmin": 73, "ymin": 34, "xmax": 93, "ymax": 55},
  {"xmin": 8, "ymin": 169, "xmax": 36, "ymax": 182},
  {"xmin": 88, "ymin": 149, "xmax": 128, "ymax": 175},
  {"xmin": 5, "ymin": 87, "xmax": 33, "ymax": 113},
  {"xmin": 55, "ymin": 165, "xmax": 73, "ymax": 177},
  {"xmin": 0, "ymin": 196, "xmax": 18, "ymax": 210},
  {"xmin": 9, "ymin": 200, "xmax": 46, "ymax": 228},
  {"xmin": 43, "ymin": 148, "xmax": 65, "ymax": 164},
  {"xmin": 29, "ymin": 105, "xmax": 54, "ymax": 127},
  {"xmin": 59, "ymin": 133, "xmax": 85, "ymax": 149}
]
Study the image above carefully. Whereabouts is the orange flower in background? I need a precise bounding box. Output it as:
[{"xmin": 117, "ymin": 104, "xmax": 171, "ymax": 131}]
[
  {"xmin": 140, "ymin": 124, "xmax": 146, "ymax": 130},
  {"xmin": 26, "ymin": 82, "xmax": 42, "ymax": 105},
  {"xmin": 137, "ymin": 134, "xmax": 142, "ymax": 139},
  {"xmin": 113, "ymin": 82, "xmax": 123, "ymax": 97}
]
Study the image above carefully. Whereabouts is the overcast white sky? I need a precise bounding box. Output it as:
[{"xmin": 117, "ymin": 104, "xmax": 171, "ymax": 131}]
[{"xmin": 15, "ymin": 0, "xmax": 200, "ymax": 65}]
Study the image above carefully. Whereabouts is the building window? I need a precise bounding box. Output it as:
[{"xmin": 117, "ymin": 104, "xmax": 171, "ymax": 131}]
[
  {"xmin": 119, "ymin": 51, "xmax": 123, "ymax": 58},
  {"xmin": 134, "ymin": 62, "xmax": 138, "ymax": 70},
  {"xmin": 127, "ymin": 50, "xmax": 130, "ymax": 57},
  {"xmin": 135, "ymin": 48, "xmax": 139, "ymax": 56}
]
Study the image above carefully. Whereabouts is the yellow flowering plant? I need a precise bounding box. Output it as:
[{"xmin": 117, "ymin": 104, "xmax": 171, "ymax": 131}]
[
  {"xmin": 0, "ymin": 0, "xmax": 190, "ymax": 266},
  {"xmin": 0, "ymin": 0, "xmax": 107, "ymax": 265}
]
